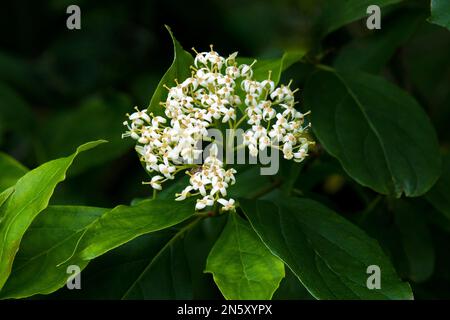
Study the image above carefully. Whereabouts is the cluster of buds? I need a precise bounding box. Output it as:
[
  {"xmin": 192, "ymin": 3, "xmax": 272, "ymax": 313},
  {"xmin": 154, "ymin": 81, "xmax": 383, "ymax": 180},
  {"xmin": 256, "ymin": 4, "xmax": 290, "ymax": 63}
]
[{"xmin": 123, "ymin": 46, "xmax": 313, "ymax": 212}]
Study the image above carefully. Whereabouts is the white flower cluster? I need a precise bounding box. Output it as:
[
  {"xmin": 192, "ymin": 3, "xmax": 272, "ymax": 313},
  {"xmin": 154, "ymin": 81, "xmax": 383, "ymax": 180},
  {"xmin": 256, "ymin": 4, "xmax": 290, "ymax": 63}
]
[
  {"xmin": 123, "ymin": 46, "xmax": 313, "ymax": 212},
  {"xmin": 241, "ymin": 78, "xmax": 311, "ymax": 162},
  {"xmin": 175, "ymin": 144, "xmax": 236, "ymax": 211}
]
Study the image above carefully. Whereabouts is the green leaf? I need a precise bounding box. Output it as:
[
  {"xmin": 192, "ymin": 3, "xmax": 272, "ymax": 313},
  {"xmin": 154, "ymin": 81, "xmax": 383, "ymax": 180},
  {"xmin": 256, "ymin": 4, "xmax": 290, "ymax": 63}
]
[
  {"xmin": 334, "ymin": 11, "xmax": 424, "ymax": 73},
  {"xmin": 0, "ymin": 188, "xmax": 14, "ymax": 210},
  {"xmin": 75, "ymin": 199, "xmax": 195, "ymax": 260},
  {"xmin": 54, "ymin": 216, "xmax": 226, "ymax": 300},
  {"xmin": 429, "ymin": 0, "xmax": 450, "ymax": 30},
  {"xmin": 228, "ymin": 166, "xmax": 273, "ymax": 199},
  {"xmin": 235, "ymin": 51, "xmax": 306, "ymax": 115},
  {"xmin": 393, "ymin": 200, "xmax": 435, "ymax": 283},
  {"xmin": 121, "ymin": 230, "xmax": 193, "ymax": 299},
  {"xmin": 273, "ymin": 269, "xmax": 313, "ymax": 300},
  {"xmin": 402, "ymin": 24, "xmax": 450, "ymax": 141},
  {"xmin": 0, "ymin": 206, "xmax": 107, "ymax": 299},
  {"xmin": 55, "ymin": 231, "xmax": 176, "ymax": 299},
  {"xmin": 317, "ymin": 0, "xmax": 403, "ymax": 37},
  {"xmin": 122, "ymin": 216, "xmax": 226, "ymax": 299},
  {"xmin": 148, "ymin": 25, "xmax": 193, "ymax": 116},
  {"xmin": 0, "ymin": 140, "xmax": 106, "ymax": 290},
  {"xmin": 205, "ymin": 212, "xmax": 285, "ymax": 300},
  {"xmin": 240, "ymin": 50, "xmax": 306, "ymax": 84},
  {"xmin": 426, "ymin": 155, "xmax": 450, "ymax": 220},
  {"xmin": 304, "ymin": 69, "xmax": 441, "ymax": 197},
  {"xmin": 240, "ymin": 197, "xmax": 413, "ymax": 299},
  {"xmin": 0, "ymin": 153, "xmax": 28, "ymax": 193}
]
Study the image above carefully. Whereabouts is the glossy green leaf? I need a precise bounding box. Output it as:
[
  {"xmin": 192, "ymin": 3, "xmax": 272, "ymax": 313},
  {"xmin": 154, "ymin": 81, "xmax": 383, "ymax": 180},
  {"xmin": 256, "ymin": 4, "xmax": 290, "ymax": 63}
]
[
  {"xmin": 240, "ymin": 50, "xmax": 306, "ymax": 84},
  {"xmin": 304, "ymin": 69, "xmax": 441, "ymax": 197},
  {"xmin": 0, "ymin": 187, "xmax": 13, "ymax": 210},
  {"xmin": 205, "ymin": 212, "xmax": 285, "ymax": 300},
  {"xmin": 148, "ymin": 25, "xmax": 193, "ymax": 116},
  {"xmin": 0, "ymin": 152, "xmax": 28, "ymax": 193},
  {"xmin": 317, "ymin": 0, "xmax": 403, "ymax": 37},
  {"xmin": 429, "ymin": 0, "xmax": 450, "ymax": 30},
  {"xmin": 0, "ymin": 140, "xmax": 106, "ymax": 290},
  {"xmin": 426, "ymin": 155, "xmax": 450, "ymax": 220},
  {"xmin": 334, "ymin": 11, "xmax": 424, "ymax": 73},
  {"xmin": 75, "ymin": 199, "xmax": 195, "ymax": 260},
  {"xmin": 240, "ymin": 197, "xmax": 413, "ymax": 299},
  {"xmin": 0, "ymin": 206, "xmax": 107, "ymax": 299}
]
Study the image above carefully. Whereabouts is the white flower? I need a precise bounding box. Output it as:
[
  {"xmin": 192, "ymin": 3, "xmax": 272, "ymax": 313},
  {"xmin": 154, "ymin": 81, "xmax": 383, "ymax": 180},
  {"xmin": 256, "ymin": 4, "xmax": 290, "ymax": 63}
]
[
  {"xmin": 261, "ymin": 79, "xmax": 275, "ymax": 93},
  {"xmin": 217, "ymin": 198, "xmax": 236, "ymax": 211},
  {"xmin": 239, "ymin": 64, "xmax": 253, "ymax": 78},
  {"xmin": 221, "ymin": 108, "xmax": 236, "ymax": 123},
  {"xmin": 248, "ymin": 144, "xmax": 258, "ymax": 157},
  {"xmin": 211, "ymin": 179, "xmax": 228, "ymax": 197},
  {"xmin": 175, "ymin": 185, "xmax": 193, "ymax": 201},
  {"xmin": 150, "ymin": 175, "xmax": 164, "ymax": 190},
  {"xmin": 158, "ymin": 163, "xmax": 176, "ymax": 178},
  {"xmin": 293, "ymin": 148, "xmax": 307, "ymax": 162},
  {"xmin": 209, "ymin": 143, "xmax": 219, "ymax": 157},
  {"xmin": 224, "ymin": 168, "xmax": 237, "ymax": 185},
  {"xmin": 196, "ymin": 195, "xmax": 214, "ymax": 210},
  {"xmin": 129, "ymin": 107, "xmax": 151, "ymax": 124},
  {"xmin": 259, "ymin": 135, "xmax": 271, "ymax": 151},
  {"xmin": 190, "ymin": 174, "xmax": 209, "ymax": 196},
  {"xmin": 283, "ymin": 143, "xmax": 293, "ymax": 160}
]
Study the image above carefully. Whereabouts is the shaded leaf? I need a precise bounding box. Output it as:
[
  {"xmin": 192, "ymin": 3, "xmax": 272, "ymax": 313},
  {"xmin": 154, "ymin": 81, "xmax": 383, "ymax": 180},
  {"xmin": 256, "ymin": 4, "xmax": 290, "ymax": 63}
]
[
  {"xmin": 304, "ymin": 69, "xmax": 441, "ymax": 197},
  {"xmin": 429, "ymin": 0, "xmax": 450, "ymax": 30},
  {"xmin": 393, "ymin": 200, "xmax": 435, "ymax": 283},
  {"xmin": 76, "ymin": 199, "xmax": 195, "ymax": 260},
  {"xmin": 240, "ymin": 50, "xmax": 306, "ymax": 84},
  {"xmin": 0, "ymin": 206, "xmax": 107, "ymax": 299},
  {"xmin": 334, "ymin": 11, "xmax": 424, "ymax": 73},
  {"xmin": 148, "ymin": 25, "xmax": 193, "ymax": 116},
  {"xmin": 0, "ymin": 140, "xmax": 106, "ymax": 290},
  {"xmin": 317, "ymin": 0, "xmax": 403, "ymax": 37},
  {"xmin": 426, "ymin": 155, "xmax": 450, "ymax": 220},
  {"xmin": 240, "ymin": 197, "xmax": 413, "ymax": 299},
  {"xmin": 205, "ymin": 212, "xmax": 285, "ymax": 300},
  {"xmin": 54, "ymin": 216, "xmax": 226, "ymax": 300},
  {"xmin": 273, "ymin": 268, "xmax": 314, "ymax": 300}
]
